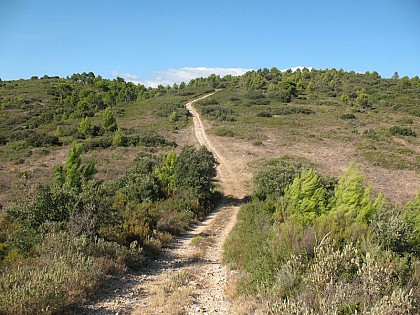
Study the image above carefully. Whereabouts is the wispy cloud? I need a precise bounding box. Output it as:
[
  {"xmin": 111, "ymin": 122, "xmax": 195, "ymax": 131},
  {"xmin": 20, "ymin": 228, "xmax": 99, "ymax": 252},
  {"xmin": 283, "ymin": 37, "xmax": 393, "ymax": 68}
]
[{"xmin": 112, "ymin": 67, "xmax": 252, "ymax": 88}]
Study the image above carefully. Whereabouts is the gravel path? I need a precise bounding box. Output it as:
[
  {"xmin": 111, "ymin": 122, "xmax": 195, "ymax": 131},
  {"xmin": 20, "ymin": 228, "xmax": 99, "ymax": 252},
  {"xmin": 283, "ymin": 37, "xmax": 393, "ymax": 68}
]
[{"xmin": 80, "ymin": 92, "xmax": 246, "ymax": 315}]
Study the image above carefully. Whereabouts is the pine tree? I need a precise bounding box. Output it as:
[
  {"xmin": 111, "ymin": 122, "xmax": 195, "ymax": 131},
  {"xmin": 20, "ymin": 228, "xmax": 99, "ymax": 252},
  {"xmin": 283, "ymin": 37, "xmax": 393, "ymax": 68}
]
[
  {"xmin": 112, "ymin": 128, "xmax": 124, "ymax": 146},
  {"xmin": 102, "ymin": 108, "xmax": 117, "ymax": 131},
  {"xmin": 280, "ymin": 169, "xmax": 326, "ymax": 226},
  {"xmin": 54, "ymin": 142, "xmax": 96, "ymax": 188},
  {"xmin": 155, "ymin": 150, "xmax": 177, "ymax": 195},
  {"xmin": 78, "ymin": 116, "xmax": 94, "ymax": 138},
  {"xmin": 329, "ymin": 162, "xmax": 383, "ymax": 223}
]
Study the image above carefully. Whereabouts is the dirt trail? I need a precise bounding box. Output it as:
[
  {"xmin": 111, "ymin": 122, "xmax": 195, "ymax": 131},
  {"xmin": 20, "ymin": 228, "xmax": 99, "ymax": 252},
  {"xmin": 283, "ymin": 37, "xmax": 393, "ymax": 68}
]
[{"xmin": 81, "ymin": 92, "xmax": 247, "ymax": 315}]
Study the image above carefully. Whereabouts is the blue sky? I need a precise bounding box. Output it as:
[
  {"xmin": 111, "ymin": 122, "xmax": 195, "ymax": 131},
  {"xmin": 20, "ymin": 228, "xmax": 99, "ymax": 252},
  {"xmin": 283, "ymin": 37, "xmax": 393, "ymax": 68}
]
[{"xmin": 1, "ymin": 0, "xmax": 419, "ymax": 85}]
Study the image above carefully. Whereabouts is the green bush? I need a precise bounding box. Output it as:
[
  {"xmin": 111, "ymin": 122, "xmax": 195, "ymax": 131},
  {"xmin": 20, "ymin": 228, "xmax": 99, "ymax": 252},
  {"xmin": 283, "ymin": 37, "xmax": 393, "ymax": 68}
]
[
  {"xmin": 254, "ymin": 160, "xmax": 305, "ymax": 200},
  {"xmin": 389, "ymin": 126, "xmax": 417, "ymax": 137},
  {"xmin": 25, "ymin": 132, "xmax": 61, "ymax": 147},
  {"xmin": 213, "ymin": 127, "xmax": 237, "ymax": 137},
  {"xmin": 256, "ymin": 111, "xmax": 272, "ymax": 117},
  {"xmin": 271, "ymin": 107, "xmax": 314, "ymax": 115},
  {"xmin": 80, "ymin": 136, "xmax": 112, "ymax": 151},
  {"xmin": 200, "ymin": 105, "xmax": 237, "ymax": 122},
  {"xmin": 223, "ymin": 200, "xmax": 277, "ymax": 292},
  {"xmin": 340, "ymin": 113, "xmax": 356, "ymax": 120}
]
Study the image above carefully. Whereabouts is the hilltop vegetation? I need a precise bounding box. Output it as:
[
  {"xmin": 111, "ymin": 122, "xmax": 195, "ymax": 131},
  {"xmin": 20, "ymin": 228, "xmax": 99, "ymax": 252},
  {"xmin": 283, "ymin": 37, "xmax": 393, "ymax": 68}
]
[{"xmin": 194, "ymin": 68, "xmax": 419, "ymax": 174}]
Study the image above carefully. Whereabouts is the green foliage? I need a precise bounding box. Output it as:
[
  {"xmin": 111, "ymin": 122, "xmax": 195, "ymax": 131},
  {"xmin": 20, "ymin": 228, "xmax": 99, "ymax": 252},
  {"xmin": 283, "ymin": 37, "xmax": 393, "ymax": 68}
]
[
  {"xmin": 254, "ymin": 160, "xmax": 306, "ymax": 200},
  {"xmin": 6, "ymin": 181, "xmax": 113, "ymax": 236},
  {"xmin": 279, "ymin": 169, "xmax": 326, "ymax": 226},
  {"xmin": 340, "ymin": 113, "xmax": 356, "ymax": 120},
  {"xmin": 389, "ymin": 125, "xmax": 417, "ymax": 137},
  {"xmin": 101, "ymin": 108, "xmax": 117, "ymax": 131},
  {"xmin": 404, "ymin": 192, "xmax": 420, "ymax": 254},
  {"xmin": 212, "ymin": 127, "xmax": 237, "ymax": 137},
  {"xmin": 371, "ymin": 203, "xmax": 414, "ymax": 254},
  {"xmin": 154, "ymin": 150, "xmax": 177, "ymax": 194},
  {"xmin": 77, "ymin": 116, "xmax": 95, "ymax": 138},
  {"xmin": 199, "ymin": 105, "xmax": 237, "ymax": 122},
  {"xmin": 25, "ymin": 132, "xmax": 61, "ymax": 147},
  {"xmin": 225, "ymin": 163, "xmax": 418, "ymax": 314},
  {"xmin": 174, "ymin": 145, "xmax": 218, "ymax": 203},
  {"xmin": 112, "ymin": 128, "xmax": 124, "ymax": 147},
  {"xmin": 223, "ymin": 200, "xmax": 276, "ymax": 292},
  {"xmin": 54, "ymin": 142, "xmax": 96, "ymax": 188},
  {"xmin": 268, "ymin": 106, "xmax": 314, "ymax": 116},
  {"xmin": 329, "ymin": 162, "xmax": 383, "ymax": 223}
]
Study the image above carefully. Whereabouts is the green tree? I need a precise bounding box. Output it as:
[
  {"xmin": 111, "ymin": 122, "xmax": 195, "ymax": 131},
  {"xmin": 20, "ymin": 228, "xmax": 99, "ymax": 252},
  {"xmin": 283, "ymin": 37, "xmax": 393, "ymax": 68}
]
[
  {"xmin": 339, "ymin": 93, "xmax": 350, "ymax": 105},
  {"xmin": 356, "ymin": 90, "xmax": 371, "ymax": 109},
  {"xmin": 174, "ymin": 146, "xmax": 218, "ymax": 202},
  {"xmin": 102, "ymin": 108, "xmax": 117, "ymax": 131},
  {"xmin": 279, "ymin": 169, "xmax": 326, "ymax": 226},
  {"xmin": 78, "ymin": 117, "xmax": 94, "ymax": 138},
  {"xmin": 169, "ymin": 111, "xmax": 180, "ymax": 124},
  {"xmin": 112, "ymin": 128, "xmax": 124, "ymax": 146},
  {"xmin": 54, "ymin": 142, "xmax": 96, "ymax": 189},
  {"xmin": 329, "ymin": 163, "xmax": 383, "ymax": 223},
  {"xmin": 155, "ymin": 150, "xmax": 177, "ymax": 194}
]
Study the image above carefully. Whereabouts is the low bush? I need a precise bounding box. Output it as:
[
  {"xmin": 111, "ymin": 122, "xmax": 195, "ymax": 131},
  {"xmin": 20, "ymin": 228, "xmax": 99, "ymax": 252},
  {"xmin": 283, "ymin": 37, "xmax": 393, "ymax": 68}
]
[
  {"xmin": 389, "ymin": 126, "xmax": 417, "ymax": 137},
  {"xmin": 248, "ymin": 99, "xmax": 271, "ymax": 105},
  {"xmin": 256, "ymin": 111, "xmax": 272, "ymax": 117},
  {"xmin": 25, "ymin": 132, "xmax": 61, "ymax": 147},
  {"xmin": 80, "ymin": 136, "xmax": 112, "ymax": 152},
  {"xmin": 271, "ymin": 107, "xmax": 314, "ymax": 115},
  {"xmin": 199, "ymin": 105, "xmax": 237, "ymax": 122},
  {"xmin": 254, "ymin": 160, "xmax": 306, "ymax": 200},
  {"xmin": 340, "ymin": 113, "xmax": 356, "ymax": 120},
  {"xmin": 212, "ymin": 127, "xmax": 237, "ymax": 137}
]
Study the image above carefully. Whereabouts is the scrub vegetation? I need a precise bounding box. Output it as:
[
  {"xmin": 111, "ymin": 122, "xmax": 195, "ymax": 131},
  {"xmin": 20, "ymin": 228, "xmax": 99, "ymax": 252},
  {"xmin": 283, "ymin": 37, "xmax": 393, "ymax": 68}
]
[
  {"xmin": 224, "ymin": 159, "xmax": 419, "ymax": 314},
  {"xmin": 0, "ymin": 67, "xmax": 419, "ymax": 313}
]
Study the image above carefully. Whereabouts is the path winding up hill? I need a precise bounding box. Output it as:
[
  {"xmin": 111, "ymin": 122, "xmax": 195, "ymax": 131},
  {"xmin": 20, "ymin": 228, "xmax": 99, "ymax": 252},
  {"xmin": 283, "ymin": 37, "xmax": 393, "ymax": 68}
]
[{"xmin": 81, "ymin": 93, "xmax": 246, "ymax": 315}]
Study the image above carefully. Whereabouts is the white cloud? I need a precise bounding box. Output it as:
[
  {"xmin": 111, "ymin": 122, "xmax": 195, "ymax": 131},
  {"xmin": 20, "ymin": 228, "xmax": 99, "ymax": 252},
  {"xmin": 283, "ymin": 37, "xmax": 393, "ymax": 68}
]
[{"xmin": 112, "ymin": 67, "xmax": 252, "ymax": 88}]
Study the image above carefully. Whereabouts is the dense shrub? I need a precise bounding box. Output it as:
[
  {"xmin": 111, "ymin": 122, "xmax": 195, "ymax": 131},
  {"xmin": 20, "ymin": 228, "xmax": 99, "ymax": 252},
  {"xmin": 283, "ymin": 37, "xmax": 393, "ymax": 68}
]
[
  {"xmin": 256, "ymin": 111, "xmax": 272, "ymax": 117},
  {"xmin": 155, "ymin": 102, "xmax": 190, "ymax": 118},
  {"xmin": 200, "ymin": 105, "xmax": 237, "ymax": 122},
  {"xmin": 389, "ymin": 126, "xmax": 417, "ymax": 137},
  {"xmin": 340, "ymin": 113, "xmax": 356, "ymax": 120},
  {"xmin": 80, "ymin": 136, "xmax": 112, "ymax": 151},
  {"xmin": 248, "ymin": 98, "xmax": 271, "ymax": 105},
  {"xmin": 271, "ymin": 106, "xmax": 314, "ymax": 115},
  {"xmin": 25, "ymin": 132, "xmax": 61, "ymax": 147},
  {"xmin": 254, "ymin": 160, "xmax": 306, "ymax": 200},
  {"xmin": 174, "ymin": 145, "xmax": 218, "ymax": 205},
  {"xmin": 245, "ymin": 91, "xmax": 265, "ymax": 100},
  {"xmin": 212, "ymin": 127, "xmax": 237, "ymax": 137}
]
